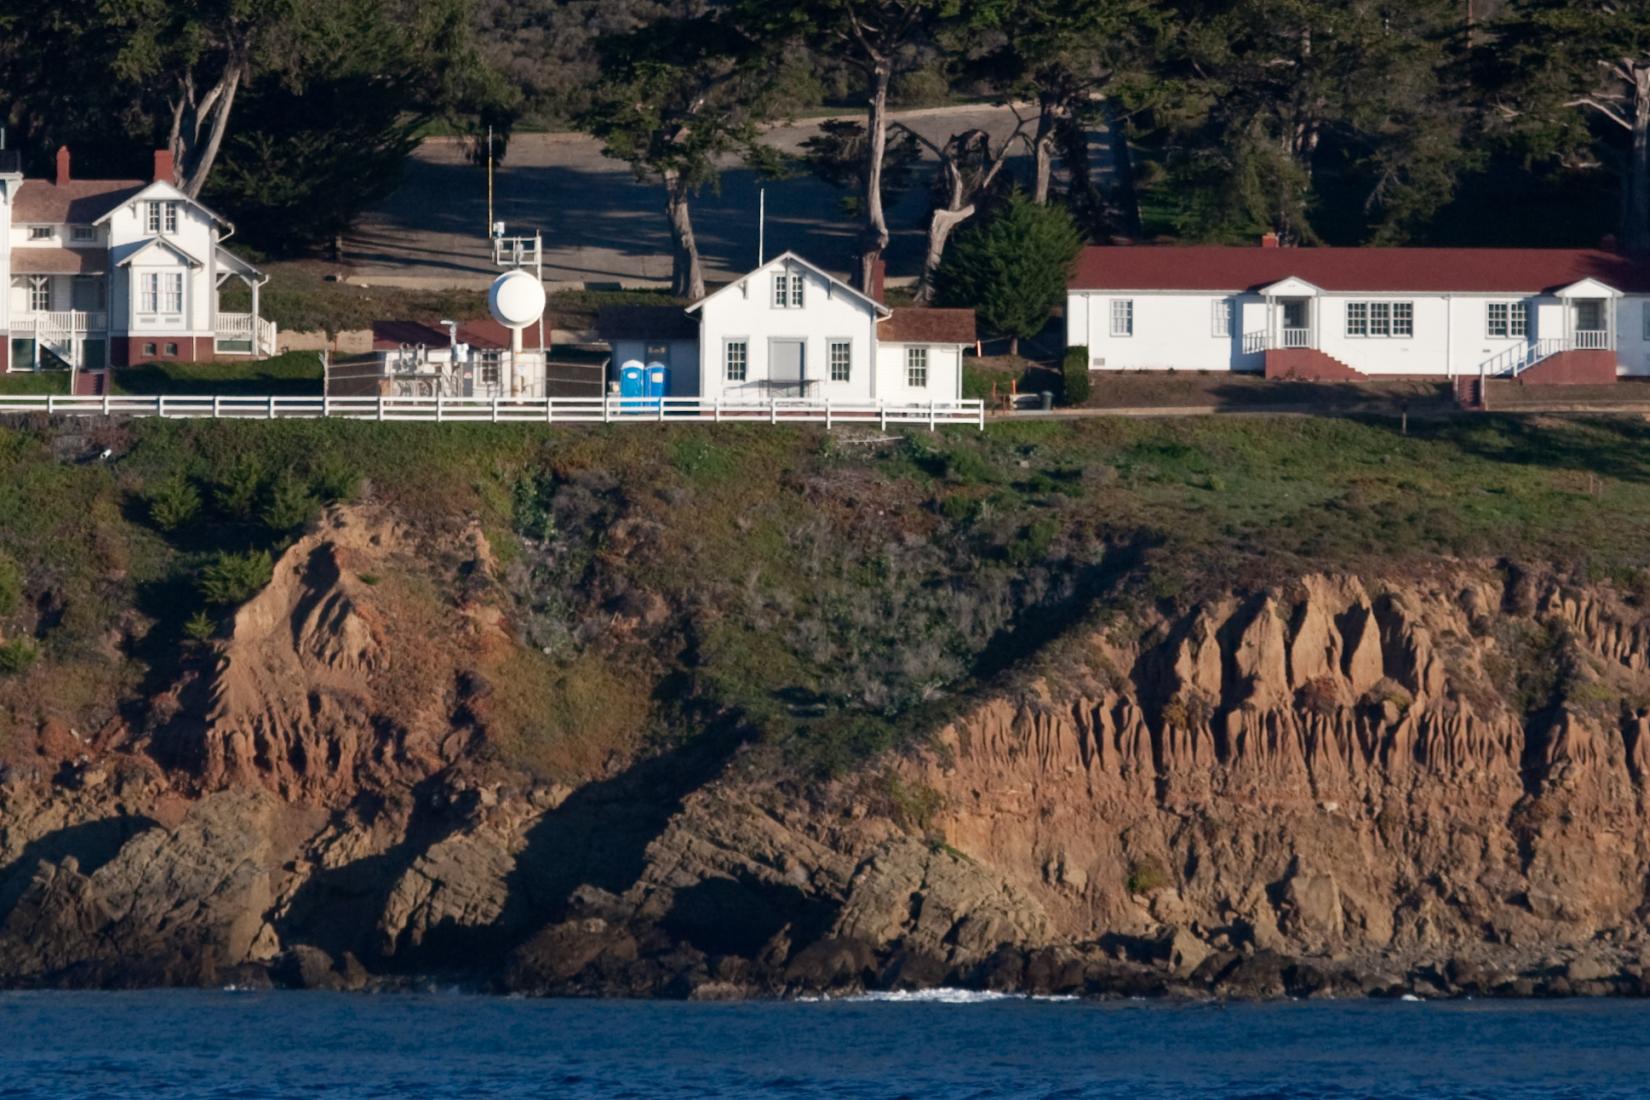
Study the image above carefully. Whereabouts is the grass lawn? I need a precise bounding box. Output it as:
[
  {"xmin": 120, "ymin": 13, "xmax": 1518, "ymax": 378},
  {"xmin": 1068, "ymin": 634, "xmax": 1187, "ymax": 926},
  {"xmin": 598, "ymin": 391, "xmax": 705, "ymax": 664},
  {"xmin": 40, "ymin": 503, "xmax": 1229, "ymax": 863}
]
[
  {"xmin": 0, "ymin": 372, "xmax": 71, "ymax": 395},
  {"xmin": 113, "ymin": 351, "xmax": 324, "ymax": 395}
]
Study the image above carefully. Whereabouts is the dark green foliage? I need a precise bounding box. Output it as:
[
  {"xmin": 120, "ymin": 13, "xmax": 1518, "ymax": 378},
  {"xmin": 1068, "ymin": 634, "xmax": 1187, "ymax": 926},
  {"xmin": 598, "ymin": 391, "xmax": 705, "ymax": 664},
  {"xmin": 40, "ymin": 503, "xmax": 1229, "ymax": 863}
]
[
  {"xmin": 1062, "ymin": 347, "xmax": 1092, "ymax": 406},
  {"xmin": 114, "ymin": 353, "xmax": 323, "ymax": 397},
  {"xmin": 798, "ymin": 119, "xmax": 923, "ymax": 218},
  {"xmin": 936, "ymin": 190, "xmax": 1081, "ymax": 346},
  {"xmin": 212, "ymin": 457, "xmax": 267, "ymax": 522},
  {"xmin": 144, "ymin": 477, "xmax": 202, "ymax": 533},
  {"xmin": 199, "ymin": 550, "xmax": 275, "ymax": 607},
  {"xmin": 308, "ymin": 456, "xmax": 361, "ymax": 505},
  {"xmin": 183, "ymin": 611, "xmax": 217, "ymax": 643},
  {"xmin": 0, "ymin": 639, "xmax": 36, "ymax": 675},
  {"xmin": 263, "ymin": 475, "xmax": 321, "ymax": 535}
]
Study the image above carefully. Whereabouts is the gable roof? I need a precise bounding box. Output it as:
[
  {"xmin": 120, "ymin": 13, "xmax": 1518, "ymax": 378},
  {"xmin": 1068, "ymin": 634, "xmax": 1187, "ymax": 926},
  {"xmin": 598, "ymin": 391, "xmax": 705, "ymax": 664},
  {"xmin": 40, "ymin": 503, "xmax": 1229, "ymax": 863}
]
[
  {"xmin": 113, "ymin": 236, "xmax": 204, "ymax": 268},
  {"xmin": 686, "ymin": 251, "xmax": 891, "ymax": 316},
  {"xmin": 596, "ymin": 305, "xmax": 698, "ymax": 341},
  {"xmin": 92, "ymin": 180, "xmax": 231, "ymax": 228},
  {"xmin": 13, "ymin": 179, "xmax": 144, "ymax": 224},
  {"xmin": 878, "ymin": 308, "xmax": 976, "ymax": 344},
  {"xmin": 1071, "ymin": 246, "xmax": 1650, "ymax": 295}
]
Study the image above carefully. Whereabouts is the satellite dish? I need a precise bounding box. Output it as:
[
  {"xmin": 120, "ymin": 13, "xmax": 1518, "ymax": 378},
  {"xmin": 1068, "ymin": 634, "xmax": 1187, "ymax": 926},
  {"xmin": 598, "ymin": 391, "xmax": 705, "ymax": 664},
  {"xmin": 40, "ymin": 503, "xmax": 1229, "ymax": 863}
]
[{"xmin": 488, "ymin": 269, "xmax": 546, "ymax": 330}]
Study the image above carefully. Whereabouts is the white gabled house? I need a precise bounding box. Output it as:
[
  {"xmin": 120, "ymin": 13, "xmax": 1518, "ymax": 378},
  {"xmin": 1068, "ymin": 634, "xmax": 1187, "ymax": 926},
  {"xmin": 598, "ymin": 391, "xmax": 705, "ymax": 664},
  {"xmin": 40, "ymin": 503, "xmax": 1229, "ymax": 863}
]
[
  {"xmin": 0, "ymin": 146, "xmax": 275, "ymax": 385},
  {"xmin": 601, "ymin": 252, "xmax": 975, "ymax": 404},
  {"xmin": 1066, "ymin": 239, "xmax": 1650, "ymax": 385}
]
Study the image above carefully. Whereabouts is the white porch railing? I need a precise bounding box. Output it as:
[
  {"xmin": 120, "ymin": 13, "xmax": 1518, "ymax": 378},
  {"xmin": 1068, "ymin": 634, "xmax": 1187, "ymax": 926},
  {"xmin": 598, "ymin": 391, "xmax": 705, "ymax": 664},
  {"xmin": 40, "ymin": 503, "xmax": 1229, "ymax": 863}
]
[
  {"xmin": 1573, "ymin": 329, "xmax": 1610, "ymax": 351},
  {"xmin": 1479, "ymin": 337, "xmax": 1565, "ymax": 379},
  {"xmin": 0, "ymin": 393, "xmax": 986, "ymax": 430},
  {"xmin": 13, "ymin": 311, "xmax": 107, "ymax": 335},
  {"xmin": 1281, "ymin": 327, "xmax": 1311, "ymax": 349},
  {"xmin": 214, "ymin": 313, "xmax": 279, "ymax": 356},
  {"xmin": 1242, "ymin": 329, "xmax": 1312, "ymax": 353}
]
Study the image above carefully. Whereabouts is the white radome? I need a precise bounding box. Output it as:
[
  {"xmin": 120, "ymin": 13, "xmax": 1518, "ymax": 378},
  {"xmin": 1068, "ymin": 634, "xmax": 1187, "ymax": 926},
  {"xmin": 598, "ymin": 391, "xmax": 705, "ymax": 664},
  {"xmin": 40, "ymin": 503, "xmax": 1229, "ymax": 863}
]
[{"xmin": 488, "ymin": 269, "xmax": 546, "ymax": 329}]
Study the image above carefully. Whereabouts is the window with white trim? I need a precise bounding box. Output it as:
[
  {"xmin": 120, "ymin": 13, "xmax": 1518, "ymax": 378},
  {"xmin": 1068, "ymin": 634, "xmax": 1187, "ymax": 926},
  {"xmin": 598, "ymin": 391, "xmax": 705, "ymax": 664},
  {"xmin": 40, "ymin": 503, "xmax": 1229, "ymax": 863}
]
[
  {"xmin": 906, "ymin": 346, "xmax": 929, "ymax": 388},
  {"xmin": 771, "ymin": 272, "xmax": 804, "ymax": 309},
  {"xmin": 27, "ymin": 276, "xmax": 49, "ymax": 312},
  {"xmin": 1211, "ymin": 300, "xmax": 1231, "ymax": 338},
  {"xmin": 140, "ymin": 272, "xmax": 159, "ymax": 312},
  {"xmin": 70, "ymin": 225, "xmax": 96, "ymax": 243},
  {"xmin": 724, "ymin": 339, "xmax": 748, "ymax": 381},
  {"xmin": 27, "ymin": 226, "xmax": 52, "ymax": 241},
  {"xmin": 1110, "ymin": 299, "xmax": 1134, "ymax": 337},
  {"xmin": 146, "ymin": 201, "xmax": 179, "ymax": 235},
  {"xmin": 1487, "ymin": 302, "xmax": 1528, "ymax": 339},
  {"xmin": 161, "ymin": 272, "xmax": 183, "ymax": 313},
  {"xmin": 828, "ymin": 339, "xmax": 852, "ymax": 382},
  {"xmin": 1346, "ymin": 300, "xmax": 1413, "ymax": 338},
  {"xmin": 478, "ymin": 350, "xmax": 502, "ymax": 386}
]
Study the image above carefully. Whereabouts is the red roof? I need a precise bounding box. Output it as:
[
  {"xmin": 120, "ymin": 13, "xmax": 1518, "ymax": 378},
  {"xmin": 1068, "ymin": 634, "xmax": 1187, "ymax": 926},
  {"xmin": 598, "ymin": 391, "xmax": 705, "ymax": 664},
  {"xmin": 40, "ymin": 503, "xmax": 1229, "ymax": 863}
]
[
  {"xmin": 371, "ymin": 318, "xmax": 521, "ymax": 351},
  {"xmin": 878, "ymin": 308, "xmax": 976, "ymax": 344},
  {"xmin": 13, "ymin": 179, "xmax": 144, "ymax": 224},
  {"xmin": 1071, "ymin": 246, "xmax": 1650, "ymax": 295}
]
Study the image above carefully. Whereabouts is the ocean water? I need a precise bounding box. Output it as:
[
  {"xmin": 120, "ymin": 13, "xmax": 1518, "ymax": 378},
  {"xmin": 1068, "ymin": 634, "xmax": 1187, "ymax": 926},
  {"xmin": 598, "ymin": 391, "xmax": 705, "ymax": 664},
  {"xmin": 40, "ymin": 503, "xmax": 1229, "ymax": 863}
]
[{"xmin": 0, "ymin": 989, "xmax": 1645, "ymax": 1099}]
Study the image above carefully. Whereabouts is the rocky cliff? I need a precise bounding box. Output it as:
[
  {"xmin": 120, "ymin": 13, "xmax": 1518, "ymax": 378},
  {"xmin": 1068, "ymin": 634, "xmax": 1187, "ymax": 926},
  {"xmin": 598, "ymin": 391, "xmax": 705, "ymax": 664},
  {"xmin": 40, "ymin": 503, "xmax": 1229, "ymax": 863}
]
[{"xmin": 4, "ymin": 501, "xmax": 1650, "ymax": 998}]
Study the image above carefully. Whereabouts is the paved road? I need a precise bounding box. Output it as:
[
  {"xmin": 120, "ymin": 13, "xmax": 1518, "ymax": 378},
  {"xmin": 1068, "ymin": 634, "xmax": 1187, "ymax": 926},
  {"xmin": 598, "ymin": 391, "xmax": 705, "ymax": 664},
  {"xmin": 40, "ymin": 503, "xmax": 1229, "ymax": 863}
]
[{"xmin": 345, "ymin": 104, "xmax": 1115, "ymax": 289}]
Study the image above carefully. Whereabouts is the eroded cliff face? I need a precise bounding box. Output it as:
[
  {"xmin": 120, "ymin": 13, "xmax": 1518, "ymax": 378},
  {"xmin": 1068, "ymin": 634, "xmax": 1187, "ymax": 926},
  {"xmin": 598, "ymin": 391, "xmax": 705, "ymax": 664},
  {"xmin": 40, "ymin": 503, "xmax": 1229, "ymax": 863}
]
[{"xmin": 3, "ymin": 509, "xmax": 1650, "ymax": 998}]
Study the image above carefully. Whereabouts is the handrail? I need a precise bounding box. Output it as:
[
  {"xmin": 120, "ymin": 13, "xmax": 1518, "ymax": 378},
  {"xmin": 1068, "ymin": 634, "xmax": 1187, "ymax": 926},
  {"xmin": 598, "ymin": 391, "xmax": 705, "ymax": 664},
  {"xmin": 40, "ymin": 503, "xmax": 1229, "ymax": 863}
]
[{"xmin": 0, "ymin": 393, "xmax": 988, "ymax": 430}]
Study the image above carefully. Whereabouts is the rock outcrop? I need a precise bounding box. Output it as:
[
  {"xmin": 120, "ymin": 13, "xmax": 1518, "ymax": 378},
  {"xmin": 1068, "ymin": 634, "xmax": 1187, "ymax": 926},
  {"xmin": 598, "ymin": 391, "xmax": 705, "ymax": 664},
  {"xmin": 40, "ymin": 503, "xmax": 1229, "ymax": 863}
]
[{"xmin": 6, "ymin": 549, "xmax": 1650, "ymax": 999}]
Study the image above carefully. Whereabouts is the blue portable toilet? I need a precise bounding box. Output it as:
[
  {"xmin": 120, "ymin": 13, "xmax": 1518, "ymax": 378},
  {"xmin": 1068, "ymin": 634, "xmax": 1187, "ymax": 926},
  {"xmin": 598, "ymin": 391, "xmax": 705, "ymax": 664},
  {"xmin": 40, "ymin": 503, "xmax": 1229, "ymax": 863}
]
[
  {"xmin": 618, "ymin": 361, "xmax": 645, "ymax": 414},
  {"xmin": 645, "ymin": 362, "xmax": 669, "ymax": 412}
]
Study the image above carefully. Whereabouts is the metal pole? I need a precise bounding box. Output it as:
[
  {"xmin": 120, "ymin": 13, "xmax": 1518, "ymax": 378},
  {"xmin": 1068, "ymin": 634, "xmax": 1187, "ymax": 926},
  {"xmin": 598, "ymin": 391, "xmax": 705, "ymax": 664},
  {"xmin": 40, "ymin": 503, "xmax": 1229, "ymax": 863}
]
[{"xmin": 486, "ymin": 126, "xmax": 494, "ymax": 240}]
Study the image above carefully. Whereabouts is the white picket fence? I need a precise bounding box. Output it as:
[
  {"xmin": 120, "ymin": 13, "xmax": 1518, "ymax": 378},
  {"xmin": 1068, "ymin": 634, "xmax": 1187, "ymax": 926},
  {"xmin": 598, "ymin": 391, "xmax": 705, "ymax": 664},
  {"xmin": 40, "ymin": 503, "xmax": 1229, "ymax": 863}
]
[{"xmin": 0, "ymin": 393, "xmax": 986, "ymax": 429}]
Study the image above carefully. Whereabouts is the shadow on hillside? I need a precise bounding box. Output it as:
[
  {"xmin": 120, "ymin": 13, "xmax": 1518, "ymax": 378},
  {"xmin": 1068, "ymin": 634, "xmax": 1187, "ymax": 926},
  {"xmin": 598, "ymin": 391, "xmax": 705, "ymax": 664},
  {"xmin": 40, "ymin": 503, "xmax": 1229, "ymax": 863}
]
[
  {"xmin": 1427, "ymin": 413, "xmax": 1650, "ymax": 486},
  {"xmin": 0, "ymin": 814, "xmax": 160, "ymax": 927}
]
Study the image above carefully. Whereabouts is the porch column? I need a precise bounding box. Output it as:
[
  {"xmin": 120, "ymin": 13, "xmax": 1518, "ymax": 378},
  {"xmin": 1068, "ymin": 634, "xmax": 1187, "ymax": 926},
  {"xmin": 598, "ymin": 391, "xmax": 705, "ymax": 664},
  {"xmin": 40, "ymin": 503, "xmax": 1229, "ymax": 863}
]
[{"xmin": 251, "ymin": 278, "xmax": 261, "ymax": 354}]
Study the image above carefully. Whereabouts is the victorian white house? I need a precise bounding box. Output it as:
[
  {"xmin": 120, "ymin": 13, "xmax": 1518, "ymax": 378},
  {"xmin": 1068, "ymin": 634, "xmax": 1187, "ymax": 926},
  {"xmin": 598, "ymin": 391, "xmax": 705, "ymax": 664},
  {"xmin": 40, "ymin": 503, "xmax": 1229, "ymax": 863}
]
[
  {"xmin": 1, "ymin": 146, "xmax": 275, "ymax": 384},
  {"xmin": 601, "ymin": 252, "xmax": 975, "ymax": 403},
  {"xmin": 1067, "ymin": 239, "xmax": 1650, "ymax": 384}
]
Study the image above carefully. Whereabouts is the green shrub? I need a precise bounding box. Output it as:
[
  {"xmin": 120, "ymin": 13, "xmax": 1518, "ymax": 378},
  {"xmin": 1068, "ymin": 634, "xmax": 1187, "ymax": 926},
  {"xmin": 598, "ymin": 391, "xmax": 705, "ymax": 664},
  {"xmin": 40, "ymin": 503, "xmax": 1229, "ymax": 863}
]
[
  {"xmin": 263, "ymin": 474, "xmax": 320, "ymax": 533},
  {"xmin": 183, "ymin": 610, "xmax": 217, "ymax": 642},
  {"xmin": 1125, "ymin": 858, "xmax": 1170, "ymax": 895},
  {"xmin": 144, "ymin": 476, "xmax": 202, "ymax": 532},
  {"xmin": 1062, "ymin": 347, "xmax": 1092, "ymax": 406},
  {"xmin": 212, "ymin": 456, "xmax": 266, "ymax": 520},
  {"xmin": 0, "ymin": 552, "xmax": 20, "ymax": 616},
  {"xmin": 0, "ymin": 638, "xmax": 38, "ymax": 675},
  {"xmin": 199, "ymin": 549, "xmax": 274, "ymax": 606},
  {"xmin": 1004, "ymin": 518, "xmax": 1059, "ymax": 566},
  {"xmin": 309, "ymin": 455, "xmax": 361, "ymax": 504}
]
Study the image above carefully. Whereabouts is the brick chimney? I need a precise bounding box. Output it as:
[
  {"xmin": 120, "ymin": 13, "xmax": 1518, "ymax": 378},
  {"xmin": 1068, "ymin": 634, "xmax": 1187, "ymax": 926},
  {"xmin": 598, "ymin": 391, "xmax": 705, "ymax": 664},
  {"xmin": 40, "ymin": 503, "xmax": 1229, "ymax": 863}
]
[
  {"xmin": 153, "ymin": 149, "xmax": 176, "ymax": 185},
  {"xmin": 54, "ymin": 146, "xmax": 70, "ymax": 186},
  {"xmin": 1260, "ymin": 231, "xmax": 1281, "ymax": 249},
  {"xmin": 868, "ymin": 257, "xmax": 887, "ymax": 303}
]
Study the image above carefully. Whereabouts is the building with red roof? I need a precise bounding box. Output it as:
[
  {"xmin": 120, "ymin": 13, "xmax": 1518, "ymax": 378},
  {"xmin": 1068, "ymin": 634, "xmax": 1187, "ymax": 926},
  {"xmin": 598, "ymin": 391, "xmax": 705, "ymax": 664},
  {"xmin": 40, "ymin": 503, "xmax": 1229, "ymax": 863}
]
[{"xmin": 1066, "ymin": 238, "xmax": 1650, "ymax": 385}]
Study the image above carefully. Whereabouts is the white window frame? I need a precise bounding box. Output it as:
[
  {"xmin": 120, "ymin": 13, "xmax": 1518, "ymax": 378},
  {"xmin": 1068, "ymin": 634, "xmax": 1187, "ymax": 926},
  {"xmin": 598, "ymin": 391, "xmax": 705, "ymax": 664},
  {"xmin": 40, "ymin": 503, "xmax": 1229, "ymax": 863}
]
[
  {"xmin": 1487, "ymin": 301, "xmax": 1528, "ymax": 339},
  {"xmin": 27, "ymin": 226, "xmax": 53, "ymax": 241},
  {"xmin": 27, "ymin": 276, "xmax": 50, "ymax": 313},
  {"xmin": 771, "ymin": 272, "xmax": 803, "ymax": 310},
  {"xmin": 724, "ymin": 338, "xmax": 748, "ymax": 382},
  {"xmin": 478, "ymin": 350, "xmax": 502, "ymax": 387},
  {"xmin": 69, "ymin": 225, "xmax": 96, "ymax": 243},
  {"xmin": 1211, "ymin": 300, "xmax": 1231, "ymax": 338},
  {"xmin": 161, "ymin": 272, "xmax": 183, "ymax": 314},
  {"xmin": 828, "ymin": 339, "xmax": 852, "ymax": 383},
  {"xmin": 139, "ymin": 272, "xmax": 160, "ymax": 313},
  {"xmin": 1346, "ymin": 300, "xmax": 1413, "ymax": 339},
  {"xmin": 1110, "ymin": 299, "xmax": 1134, "ymax": 338},
  {"xmin": 906, "ymin": 345, "xmax": 929, "ymax": 388},
  {"xmin": 147, "ymin": 201, "xmax": 179, "ymax": 235}
]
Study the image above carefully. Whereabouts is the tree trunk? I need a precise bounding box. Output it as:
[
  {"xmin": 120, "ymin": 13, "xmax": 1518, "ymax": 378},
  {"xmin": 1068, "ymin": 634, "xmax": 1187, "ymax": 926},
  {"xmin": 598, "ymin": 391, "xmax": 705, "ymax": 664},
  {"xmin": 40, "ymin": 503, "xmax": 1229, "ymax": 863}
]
[
  {"xmin": 857, "ymin": 62, "xmax": 894, "ymax": 293},
  {"xmin": 173, "ymin": 64, "xmax": 244, "ymax": 198},
  {"xmin": 664, "ymin": 171, "xmax": 706, "ymax": 301},
  {"xmin": 1031, "ymin": 94, "xmax": 1062, "ymax": 205},
  {"xmin": 916, "ymin": 205, "xmax": 973, "ymax": 303},
  {"xmin": 1627, "ymin": 65, "xmax": 1650, "ymax": 255}
]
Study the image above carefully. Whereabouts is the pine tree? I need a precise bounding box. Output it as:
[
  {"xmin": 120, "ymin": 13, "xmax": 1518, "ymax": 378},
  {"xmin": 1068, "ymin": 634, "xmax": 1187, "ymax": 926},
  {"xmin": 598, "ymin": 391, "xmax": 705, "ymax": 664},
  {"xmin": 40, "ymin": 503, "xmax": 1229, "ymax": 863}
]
[{"xmin": 934, "ymin": 190, "xmax": 1081, "ymax": 354}]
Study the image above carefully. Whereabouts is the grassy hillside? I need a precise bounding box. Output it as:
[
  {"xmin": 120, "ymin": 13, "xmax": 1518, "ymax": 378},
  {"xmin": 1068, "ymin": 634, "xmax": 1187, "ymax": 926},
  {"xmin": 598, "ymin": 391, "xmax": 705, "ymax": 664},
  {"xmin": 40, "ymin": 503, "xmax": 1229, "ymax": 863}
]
[{"xmin": 2, "ymin": 412, "xmax": 1648, "ymax": 777}]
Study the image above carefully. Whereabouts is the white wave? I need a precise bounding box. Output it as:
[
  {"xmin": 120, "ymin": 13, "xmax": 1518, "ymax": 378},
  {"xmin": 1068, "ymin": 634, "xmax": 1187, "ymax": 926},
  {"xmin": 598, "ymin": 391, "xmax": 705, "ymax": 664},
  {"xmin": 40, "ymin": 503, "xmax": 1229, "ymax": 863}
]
[{"xmin": 845, "ymin": 988, "xmax": 1078, "ymax": 1005}]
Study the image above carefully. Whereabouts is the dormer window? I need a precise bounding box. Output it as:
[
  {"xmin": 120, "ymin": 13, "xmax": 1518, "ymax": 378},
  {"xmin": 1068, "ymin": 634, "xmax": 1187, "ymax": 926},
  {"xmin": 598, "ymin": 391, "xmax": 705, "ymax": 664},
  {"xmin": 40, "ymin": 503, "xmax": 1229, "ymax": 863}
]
[
  {"xmin": 146, "ymin": 201, "xmax": 178, "ymax": 235},
  {"xmin": 27, "ymin": 226, "xmax": 53, "ymax": 241},
  {"xmin": 772, "ymin": 271, "xmax": 804, "ymax": 309},
  {"xmin": 70, "ymin": 225, "xmax": 96, "ymax": 243}
]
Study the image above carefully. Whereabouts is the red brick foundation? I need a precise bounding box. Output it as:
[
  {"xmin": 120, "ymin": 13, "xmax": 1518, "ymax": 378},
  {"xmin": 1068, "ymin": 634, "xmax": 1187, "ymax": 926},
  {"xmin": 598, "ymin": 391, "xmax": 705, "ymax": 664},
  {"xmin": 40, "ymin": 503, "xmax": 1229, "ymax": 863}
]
[
  {"xmin": 111, "ymin": 336, "xmax": 217, "ymax": 368},
  {"xmin": 1263, "ymin": 348, "xmax": 1368, "ymax": 381},
  {"xmin": 1517, "ymin": 350, "xmax": 1617, "ymax": 386}
]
